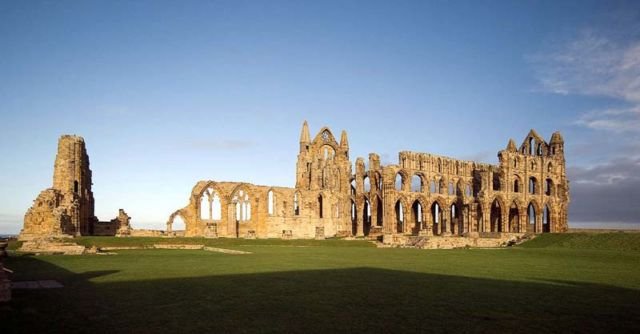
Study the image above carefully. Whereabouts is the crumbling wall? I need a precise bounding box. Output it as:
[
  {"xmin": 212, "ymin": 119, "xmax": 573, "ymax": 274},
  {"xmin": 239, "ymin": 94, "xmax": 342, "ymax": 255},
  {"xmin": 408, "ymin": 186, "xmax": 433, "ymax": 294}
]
[{"xmin": 20, "ymin": 135, "xmax": 99, "ymax": 240}]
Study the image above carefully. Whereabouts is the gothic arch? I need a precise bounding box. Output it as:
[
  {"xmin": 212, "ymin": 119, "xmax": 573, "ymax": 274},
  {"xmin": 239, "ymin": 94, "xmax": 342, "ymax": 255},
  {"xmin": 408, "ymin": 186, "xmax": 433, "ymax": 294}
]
[{"xmin": 167, "ymin": 210, "xmax": 187, "ymax": 233}]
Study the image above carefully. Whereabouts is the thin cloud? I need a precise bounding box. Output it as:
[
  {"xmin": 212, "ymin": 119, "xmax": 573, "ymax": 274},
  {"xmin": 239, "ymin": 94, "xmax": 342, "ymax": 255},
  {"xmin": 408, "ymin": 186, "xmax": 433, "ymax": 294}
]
[{"xmin": 529, "ymin": 26, "xmax": 640, "ymax": 134}]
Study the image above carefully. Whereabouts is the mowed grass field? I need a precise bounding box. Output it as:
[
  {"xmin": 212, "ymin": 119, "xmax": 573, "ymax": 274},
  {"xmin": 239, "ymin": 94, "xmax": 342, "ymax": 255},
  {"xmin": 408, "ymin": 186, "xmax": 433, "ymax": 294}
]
[{"xmin": 2, "ymin": 233, "xmax": 639, "ymax": 333}]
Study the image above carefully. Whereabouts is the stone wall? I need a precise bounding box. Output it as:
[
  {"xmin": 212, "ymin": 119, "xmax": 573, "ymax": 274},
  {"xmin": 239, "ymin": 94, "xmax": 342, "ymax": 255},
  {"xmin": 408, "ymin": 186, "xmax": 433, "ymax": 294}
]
[
  {"xmin": 167, "ymin": 122, "xmax": 569, "ymax": 243},
  {"xmin": 20, "ymin": 136, "xmax": 98, "ymax": 240}
]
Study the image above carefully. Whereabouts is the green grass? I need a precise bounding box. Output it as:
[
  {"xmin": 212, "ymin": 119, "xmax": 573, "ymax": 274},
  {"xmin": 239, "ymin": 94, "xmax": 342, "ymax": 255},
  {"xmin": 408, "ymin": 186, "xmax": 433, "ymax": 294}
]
[
  {"xmin": 73, "ymin": 236, "xmax": 376, "ymax": 249},
  {"xmin": 519, "ymin": 232, "xmax": 640, "ymax": 251},
  {"xmin": 1, "ymin": 234, "xmax": 639, "ymax": 333}
]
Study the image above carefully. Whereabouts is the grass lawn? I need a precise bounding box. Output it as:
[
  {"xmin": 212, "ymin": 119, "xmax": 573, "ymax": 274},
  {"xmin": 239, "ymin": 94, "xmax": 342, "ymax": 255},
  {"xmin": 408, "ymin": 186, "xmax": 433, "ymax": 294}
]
[{"xmin": 2, "ymin": 233, "xmax": 639, "ymax": 333}]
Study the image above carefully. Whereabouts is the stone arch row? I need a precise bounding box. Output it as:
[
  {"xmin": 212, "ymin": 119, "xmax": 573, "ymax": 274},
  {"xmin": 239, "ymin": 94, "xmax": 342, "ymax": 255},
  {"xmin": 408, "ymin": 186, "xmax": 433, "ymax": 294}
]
[
  {"xmin": 504, "ymin": 174, "xmax": 558, "ymax": 196},
  {"xmin": 389, "ymin": 194, "xmax": 465, "ymax": 236},
  {"xmin": 194, "ymin": 182, "xmax": 255, "ymax": 223},
  {"xmin": 480, "ymin": 196, "xmax": 558, "ymax": 234},
  {"xmin": 357, "ymin": 169, "xmax": 475, "ymax": 197},
  {"xmin": 512, "ymin": 156, "xmax": 556, "ymax": 173}
]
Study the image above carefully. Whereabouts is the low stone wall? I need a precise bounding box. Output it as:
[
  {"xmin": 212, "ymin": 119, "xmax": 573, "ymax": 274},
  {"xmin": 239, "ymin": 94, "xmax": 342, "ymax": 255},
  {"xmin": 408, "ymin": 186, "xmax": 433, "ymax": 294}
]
[
  {"xmin": 18, "ymin": 239, "xmax": 87, "ymax": 255},
  {"xmin": 153, "ymin": 244, "xmax": 203, "ymax": 250},
  {"xmin": 129, "ymin": 229, "xmax": 169, "ymax": 237},
  {"xmin": 383, "ymin": 233, "xmax": 526, "ymax": 249}
]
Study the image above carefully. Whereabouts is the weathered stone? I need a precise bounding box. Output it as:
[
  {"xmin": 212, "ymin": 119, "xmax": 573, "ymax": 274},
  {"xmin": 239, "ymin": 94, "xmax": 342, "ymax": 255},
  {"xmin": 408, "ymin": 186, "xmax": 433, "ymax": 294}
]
[
  {"xmin": 203, "ymin": 247, "xmax": 252, "ymax": 255},
  {"xmin": 20, "ymin": 136, "xmax": 131, "ymax": 241},
  {"xmin": 166, "ymin": 122, "xmax": 569, "ymax": 248},
  {"xmin": 20, "ymin": 123, "xmax": 569, "ymax": 250},
  {"xmin": 18, "ymin": 239, "xmax": 86, "ymax": 255}
]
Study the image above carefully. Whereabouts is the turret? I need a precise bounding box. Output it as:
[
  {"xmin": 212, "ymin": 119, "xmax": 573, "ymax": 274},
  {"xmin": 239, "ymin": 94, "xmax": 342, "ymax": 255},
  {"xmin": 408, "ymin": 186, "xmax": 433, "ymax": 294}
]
[
  {"xmin": 300, "ymin": 121, "xmax": 310, "ymax": 153},
  {"xmin": 549, "ymin": 131, "xmax": 564, "ymax": 156},
  {"xmin": 506, "ymin": 139, "xmax": 517, "ymax": 152},
  {"xmin": 340, "ymin": 130, "xmax": 349, "ymax": 158}
]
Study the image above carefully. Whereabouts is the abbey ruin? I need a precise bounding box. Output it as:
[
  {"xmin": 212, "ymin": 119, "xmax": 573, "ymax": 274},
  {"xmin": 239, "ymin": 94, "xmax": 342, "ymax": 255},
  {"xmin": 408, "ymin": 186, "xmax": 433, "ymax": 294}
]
[
  {"xmin": 167, "ymin": 122, "xmax": 569, "ymax": 244},
  {"xmin": 20, "ymin": 122, "xmax": 569, "ymax": 247}
]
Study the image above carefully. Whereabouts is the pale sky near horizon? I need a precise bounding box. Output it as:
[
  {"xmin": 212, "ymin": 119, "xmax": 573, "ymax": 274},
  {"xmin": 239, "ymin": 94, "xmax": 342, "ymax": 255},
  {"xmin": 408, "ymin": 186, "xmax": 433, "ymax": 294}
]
[{"xmin": 1, "ymin": 0, "xmax": 639, "ymax": 234}]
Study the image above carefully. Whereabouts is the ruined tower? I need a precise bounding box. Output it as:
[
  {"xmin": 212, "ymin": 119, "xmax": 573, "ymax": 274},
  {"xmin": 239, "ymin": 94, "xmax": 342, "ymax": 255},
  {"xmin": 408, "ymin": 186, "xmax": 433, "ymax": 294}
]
[
  {"xmin": 295, "ymin": 121, "xmax": 351, "ymax": 193},
  {"xmin": 20, "ymin": 135, "xmax": 97, "ymax": 240}
]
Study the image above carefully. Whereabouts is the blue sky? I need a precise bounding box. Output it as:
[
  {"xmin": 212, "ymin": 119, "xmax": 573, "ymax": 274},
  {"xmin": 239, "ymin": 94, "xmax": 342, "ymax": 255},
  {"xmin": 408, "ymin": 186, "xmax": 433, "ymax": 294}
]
[{"xmin": 1, "ymin": 0, "xmax": 639, "ymax": 233}]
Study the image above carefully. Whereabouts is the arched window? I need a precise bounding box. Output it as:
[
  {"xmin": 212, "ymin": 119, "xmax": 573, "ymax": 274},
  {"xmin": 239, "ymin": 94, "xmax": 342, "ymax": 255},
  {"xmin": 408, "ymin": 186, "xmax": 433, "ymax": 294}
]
[
  {"xmin": 493, "ymin": 173, "xmax": 501, "ymax": 191},
  {"xmin": 528, "ymin": 203, "xmax": 536, "ymax": 232},
  {"xmin": 172, "ymin": 215, "xmax": 186, "ymax": 231},
  {"xmin": 537, "ymin": 143, "xmax": 543, "ymax": 156},
  {"xmin": 395, "ymin": 173, "xmax": 404, "ymax": 191},
  {"xmin": 233, "ymin": 190, "xmax": 251, "ymax": 222},
  {"xmin": 212, "ymin": 192, "xmax": 221, "ymax": 220},
  {"xmin": 529, "ymin": 177, "xmax": 537, "ymax": 194},
  {"xmin": 395, "ymin": 201, "xmax": 404, "ymax": 233},
  {"xmin": 200, "ymin": 192, "xmax": 208, "ymax": 220},
  {"xmin": 529, "ymin": 137, "xmax": 534, "ymax": 155},
  {"xmin": 543, "ymin": 205, "xmax": 551, "ymax": 233},
  {"xmin": 545, "ymin": 179, "xmax": 553, "ymax": 196},
  {"xmin": 514, "ymin": 179, "xmax": 520, "ymax": 193},
  {"xmin": 294, "ymin": 192, "xmax": 300, "ymax": 216},
  {"xmin": 547, "ymin": 163, "xmax": 553, "ymax": 173},
  {"xmin": 267, "ymin": 190, "xmax": 275, "ymax": 216},
  {"xmin": 318, "ymin": 195, "xmax": 323, "ymax": 218},
  {"xmin": 364, "ymin": 176, "xmax": 371, "ymax": 192},
  {"xmin": 465, "ymin": 184, "xmax": 472, "ymax": 197},
  {"xmin": 448, "ymin": 182, "xmax": 455, "ymax": 195},
  {"xmin": 411, "ymin": 175, "xmax": 422, "ymax": 192},
  {"xmin": 322, "ymin": 145, "xmax": 335, "ymax": 160},
  {"xmin": 350, "ymin": 179, "xmax": 356, "ymax": 196},
  {"xmin": 376, "ymin": 173, "xmax": 383, "ymax": 191}
]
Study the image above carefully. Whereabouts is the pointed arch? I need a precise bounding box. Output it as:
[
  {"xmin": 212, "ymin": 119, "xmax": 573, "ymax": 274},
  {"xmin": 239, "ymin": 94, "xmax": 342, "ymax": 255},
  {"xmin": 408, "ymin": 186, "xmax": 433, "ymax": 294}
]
[
  {"xmin": 364, "ymin": 175, "xmax": 371, "ymax": 192},
  {"xmin": 450, "ymin": 202, "xmax": 461, "ymax": 235},
  {"xmin": 545, "ymin": 178, "xmax": 554, "ymax": 196},
  {"xmin": 431, "ymin": 201, "xmax": 443, "ymax": 235},
  {"xmin": 395, "ymin": 171, "xmax": 406, "ymax": 191},
  {"xmin": 267, "ymin": 189, "xmax": 275, "ymax": 216},
  {"xmin": 294, "ymin": 191, "xmax": 301, "ymax": 216},
  {"xmin": 508, "ymin": 201, "xmax": 520, "ymax": 233},
  {"xmin": 363, "ymin": 197, "xmax": 371, "ymax": 236},
  {"xmin": 529, "ymin": 177, "xmax": 538, "ymax": 194},
  {"xmin": 376, "ymin": 195, "xmax": 383, "ymax": 227},
  {"xmin": 411, "ymin": 199, "xmax": 423, "ymax": 235},
  {"xmin": 490, "ymin": 198, "xmax": 503, "ymax": 232},
  {"xmin": 411, "ymin": 174, "xmax": 423, "ymax": 192},
  {"xmin": 351, "ymin": 199, "xmax": 357, "ymax": 236},
  {"xmin": 527, "ymin": 201, "xmax": 538, "ymax": 233},
  {"xmin": 231, "ymin": 187, "xmax": 251, "ymax": 222},
  {"xmin": 395, "ymin": 199, "xmax": 406, "ymax": 233},
  {"xmin": 543, "ymin": 204, "xmax": 552, "ymax": 233}
]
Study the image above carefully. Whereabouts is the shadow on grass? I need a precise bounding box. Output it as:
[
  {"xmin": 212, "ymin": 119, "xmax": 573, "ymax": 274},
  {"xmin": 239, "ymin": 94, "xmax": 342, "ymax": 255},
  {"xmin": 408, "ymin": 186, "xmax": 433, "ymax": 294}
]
[{"xmin": 1, "ymin": 256, "xmax": 639, "ymax": 334}]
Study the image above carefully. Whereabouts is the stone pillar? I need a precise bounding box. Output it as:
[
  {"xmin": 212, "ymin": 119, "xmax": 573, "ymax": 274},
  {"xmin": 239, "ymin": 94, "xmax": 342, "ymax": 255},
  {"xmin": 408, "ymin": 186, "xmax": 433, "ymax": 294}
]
[{"xmin": 356, "ymin": 198, "xmax": 364, "ymax": 237}]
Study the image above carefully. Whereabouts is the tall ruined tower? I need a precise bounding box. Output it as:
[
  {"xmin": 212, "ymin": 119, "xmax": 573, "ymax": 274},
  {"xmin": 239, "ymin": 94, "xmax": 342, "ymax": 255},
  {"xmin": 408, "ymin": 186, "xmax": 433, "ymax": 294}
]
[
  {"xmin": 20, "ymin": 135, "xmax": 97, "ymax": 240},
  {"xmin": 295, "ymin": 121, "xmax": 352, "ymax": 193},
  {"xmin": 52, "ymin": 135, "xmax": 96, "ymax": 235},
  {"xmin": 496, "ymin": 129, "xmax": 570, "ymax": 232}
]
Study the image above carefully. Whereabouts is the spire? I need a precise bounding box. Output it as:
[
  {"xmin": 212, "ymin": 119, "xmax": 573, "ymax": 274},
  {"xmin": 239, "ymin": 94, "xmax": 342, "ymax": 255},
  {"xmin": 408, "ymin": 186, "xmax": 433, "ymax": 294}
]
[
  {"xmin": 300, "ymin": 121, "xmax": 310, "ymax": 144},
  {"xmin": 340, "ymin": 130, "xmax": 349, "ymax": 148},
  {"xmin": 550, "ymin": 131, "xmax": 564, "ymax": 144},
  {"xmin": 506, "ymin": 139, "xmax": 517, "ymax": 152}
]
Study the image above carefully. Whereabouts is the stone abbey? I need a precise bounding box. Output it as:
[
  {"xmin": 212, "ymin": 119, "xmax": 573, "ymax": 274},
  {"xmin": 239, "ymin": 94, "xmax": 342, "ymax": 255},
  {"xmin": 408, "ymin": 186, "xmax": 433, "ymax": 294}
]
[{"xmin": 20, "ymin": 122, "xmax": 569, "ymax": 247}]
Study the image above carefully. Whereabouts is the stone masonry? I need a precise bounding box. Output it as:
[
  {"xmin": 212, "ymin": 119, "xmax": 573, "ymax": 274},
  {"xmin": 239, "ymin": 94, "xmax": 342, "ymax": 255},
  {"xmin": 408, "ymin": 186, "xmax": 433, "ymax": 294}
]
[
  {"xmin": 20, "ymin": 136, "xmax": 128, "ymax": 240},
  {"xmin": 167, "ymin": 122, "xmax": 570, "ymax": 241}
]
